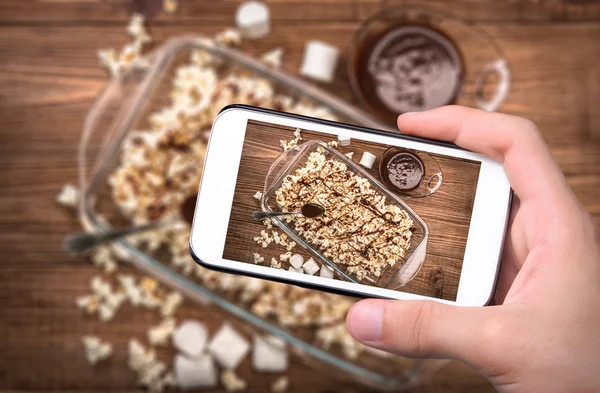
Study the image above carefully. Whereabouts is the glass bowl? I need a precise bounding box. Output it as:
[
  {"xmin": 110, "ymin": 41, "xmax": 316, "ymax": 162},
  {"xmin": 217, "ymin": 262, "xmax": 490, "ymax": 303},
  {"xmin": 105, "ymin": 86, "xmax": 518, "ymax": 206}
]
[
  {"xmin": 262, "ymin": 140, "xmax": 429, "ymax": 290},
  {"xmin": 77, "ymin": 35, "xmax": 447, "ymax": 390}
]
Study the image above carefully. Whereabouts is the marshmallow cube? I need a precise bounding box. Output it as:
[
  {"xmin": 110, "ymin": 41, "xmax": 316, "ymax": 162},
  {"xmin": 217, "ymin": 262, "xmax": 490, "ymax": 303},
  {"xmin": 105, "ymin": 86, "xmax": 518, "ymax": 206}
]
[
  {"xmin": 235, "ymin": 1, "xmax": 270, "ymax": 39},
  {"xmin": 174, "ymin": 354, "xmax": 217, "ymax": 389},
  {"xmin": 208, "ymin": 323, "xmax": 250, "ymax": 370},
  {"xmin": 172, "ymin": 320, "xmax": 209, "ymax": 358},
  {"xmin": 338, "ymin": 135, "xmax": 351, "ymax": 147},
  {"xmin": 289, "ymin": 254, "xmax": 304, "ymax": 269},
  {"xmin": 319, "ymin": 264, "xmax": 334, "ymax": 279},
  {"xmin": 302, "ymin": 258, "xmax": 320, "ymax": 275},
  {"xmin": 288, "ymin": 266, "xmax": 303, "ymax": 274},
  {"xmin": 359, "ymin": 152, "xmax": 377, "ymax": 169},
  {"xmin": 300, "ymin": 41, "xmax": 340, "ymax": 83},
  {"xmin": 252, "ymin": 335, "xmax": 288, "ymax": 373}
]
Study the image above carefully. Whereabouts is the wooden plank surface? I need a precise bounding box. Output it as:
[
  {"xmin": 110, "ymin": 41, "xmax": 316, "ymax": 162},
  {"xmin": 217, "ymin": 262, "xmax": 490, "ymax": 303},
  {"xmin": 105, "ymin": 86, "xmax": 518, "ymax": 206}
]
[
  {"xmin": 1, "ymin": 0, "xmax": 600, "ymax": 392},
  {"xmin": 224, "ymin": 120, "xmax": 481, "ymax": 301}
]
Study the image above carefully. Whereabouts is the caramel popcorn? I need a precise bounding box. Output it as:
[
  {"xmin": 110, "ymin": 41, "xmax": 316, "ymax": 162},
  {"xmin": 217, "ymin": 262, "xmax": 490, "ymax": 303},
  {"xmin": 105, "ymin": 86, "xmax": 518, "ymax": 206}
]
[{"xmin": 275, "ymin": 149, "xmax": 414, "ymax": 280}]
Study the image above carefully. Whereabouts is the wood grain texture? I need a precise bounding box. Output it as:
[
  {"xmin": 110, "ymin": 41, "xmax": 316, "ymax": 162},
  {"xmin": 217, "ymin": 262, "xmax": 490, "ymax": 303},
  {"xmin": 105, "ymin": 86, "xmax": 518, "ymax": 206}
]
[
  {"xmin": 1, "ymin": 0, "xmax": 600, "ymax": 392},
  {"xmin": 223, "ymin": 120, "xmax": 481, "ymax": 300}
]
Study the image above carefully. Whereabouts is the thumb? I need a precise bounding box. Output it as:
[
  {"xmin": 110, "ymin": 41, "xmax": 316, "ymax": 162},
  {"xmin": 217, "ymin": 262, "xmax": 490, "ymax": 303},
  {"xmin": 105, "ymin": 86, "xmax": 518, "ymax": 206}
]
[{"xmin": 346, "ymin": 299, "xmax": 491, "ymax": 363}]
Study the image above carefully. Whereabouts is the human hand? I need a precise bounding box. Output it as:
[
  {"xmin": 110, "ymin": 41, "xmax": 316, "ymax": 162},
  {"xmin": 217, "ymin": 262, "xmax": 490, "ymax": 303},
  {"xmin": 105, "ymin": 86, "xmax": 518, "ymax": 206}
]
[{"xmin": 346, "ymin": 106, "xmax": 600, "ymax": 393}]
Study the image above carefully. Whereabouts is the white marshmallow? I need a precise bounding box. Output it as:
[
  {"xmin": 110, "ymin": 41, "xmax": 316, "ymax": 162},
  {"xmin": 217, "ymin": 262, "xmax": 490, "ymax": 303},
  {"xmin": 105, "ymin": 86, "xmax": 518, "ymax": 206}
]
[
  {"xmin": 289, "ymin": 254, "xmax": 304, "ymax": 269},
  {"xmin": 172, "ymin": 320, "xmax": 209, "ymax": 358},
  {"xmin": 338, "ymin": 135, "xmax": 351, "ymax": 146},
  {"xmin": 208, "ymin": 323, "xmax": 250, "ymax": 370},
  {"xmin": 288, "ymin": 266, "xmax": 303, "ymax": 274},
  {"xmin": 252, "ymin": 335, "xmax": 288, "ymax": 372},
  {"xmin": 235, "ymin": 1, "xmax": 270, "ymax": 39},
  {"xmin": 359, "ymin": 152, "xmax": 376, "ymax": 169},
  {"xmin": 319, "ymin": 264, "xmax": 334, "ymax": 279},
  {"xmin": 302, "ymin": 258, "xmax": 320, "ymax": 275},
  {"xmin": 174, "ymin": 354, "xmax": 217, "ymax": 389},
  {"xmin": 300, "ymin": 41, "xmax": 340, "ymax": 83}
]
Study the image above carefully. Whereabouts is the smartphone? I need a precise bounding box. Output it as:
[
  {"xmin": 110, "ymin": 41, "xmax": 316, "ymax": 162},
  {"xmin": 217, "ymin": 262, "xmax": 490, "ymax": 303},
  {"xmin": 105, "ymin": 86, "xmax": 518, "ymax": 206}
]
[{"xmin": 190, "ymin": 105, "xmax": 512, "ymax": 306}]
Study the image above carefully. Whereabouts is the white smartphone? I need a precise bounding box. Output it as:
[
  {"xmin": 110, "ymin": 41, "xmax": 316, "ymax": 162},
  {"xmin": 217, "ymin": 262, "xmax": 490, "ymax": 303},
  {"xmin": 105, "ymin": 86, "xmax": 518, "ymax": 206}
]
[{"xmin": 190, "ymin": 105, "xmax": 512, "ymax": 306}]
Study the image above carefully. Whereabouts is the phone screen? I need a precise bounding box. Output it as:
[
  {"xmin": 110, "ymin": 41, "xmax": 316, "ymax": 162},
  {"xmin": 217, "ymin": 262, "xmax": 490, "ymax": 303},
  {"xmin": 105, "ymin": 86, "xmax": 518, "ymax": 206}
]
[{"xmin": 221, "ymin": 119, "xmax": 481, "ymax": 301}]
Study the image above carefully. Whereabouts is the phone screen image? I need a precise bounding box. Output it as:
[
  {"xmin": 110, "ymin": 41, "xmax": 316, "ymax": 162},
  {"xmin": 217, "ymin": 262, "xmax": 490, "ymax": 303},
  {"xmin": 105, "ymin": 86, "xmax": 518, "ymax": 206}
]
[{"xmin": 222, "ymin": 119, "xmax": 481, "ymax": 301}]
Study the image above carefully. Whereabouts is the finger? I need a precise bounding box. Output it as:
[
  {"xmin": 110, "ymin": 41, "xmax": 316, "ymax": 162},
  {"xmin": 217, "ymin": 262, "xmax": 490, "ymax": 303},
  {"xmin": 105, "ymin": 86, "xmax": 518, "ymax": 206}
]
[
  {"xmin": 397, "ymin": 106, "xmax": 571, "ymax": 203},
  {"xmin": 346, "ymin": 299, "xmax": 490, "ymax": 364}
]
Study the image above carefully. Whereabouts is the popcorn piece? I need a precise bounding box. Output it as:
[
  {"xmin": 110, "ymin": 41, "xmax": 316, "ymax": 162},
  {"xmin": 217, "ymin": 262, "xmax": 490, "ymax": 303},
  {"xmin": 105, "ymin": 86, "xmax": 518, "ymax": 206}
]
[
  {"xmin": 328, "ymin": 140, "xmax": 339, "ymax": 148},
  {"xmin": 261, "ymin": 48, "xmax": 283, "ymax": 68},
  {"xmin": 90, "ymin": 246, "xmax": 118, "ymax": 274},
  {"xmin": 127, "ymin": 13, "xmax": 151, "ymax": 45},
  {"xmin": 128, "ymin": 339, "xmax": 156, "ymax": 372},
  {"xmin": 288, "ymin": 266, "xmax": 303, "ymax": 274},
  {"xmin": 279, "ymin": 252, "xmax": 292, "ymax": 262},
  {"xmin": 359, "ymin": 152, "xmax": 376, "ymax": 169},
  {"xmin": 163, "ymin": 0, "xmax": 178, "ymax": 14},
  {"xmin": 253, "ymin": 253, "xmax": 265, "ymax": 264},
  {"xmin": 174, "ymin": 354, "xmax": 217, "ymax": 389},
  {"xmin": 216, "ymin": 29, "xmax": 242, "ymax": 47},
  {"xmin": 236, "ymin": 1, "xmax": 270, "ymax": 39},
  {"xmin": 252, "ymin": 335, "xmax": 288, "ymax": 373},
  {"xmin": 97, "ymin": 48, "xmax": 120, "ymax": 77},
  {"xmin": 293, "ymin": 128, "xmax": 303, "ymax": 141},
  {"xmin": 82, "ymin": 335, "xmax": 112, "ymax": 365},
  {"xmin": 208, "ymin": 323, "xmax": 250, "ymax": 370},
  {"xmin": 161, "ymin": 291, "xmax": 183, "ymax": 317},
  {"xmin": 345, "ymin": 152, "xmax": 355, "ymax": 159},
  {"xmin": 300, "ymin": 41, "xmax": 340, "ymax": 83},
  {"xmin": 319, "ymin": 264, "xmax": 334, "ymax": 279},
  {"xmin": 270, "ymin": 257, "xmax": 281, "ymax": 269},
  {"xmin": 280, "ymin": 139, "xmax": 297, "ymax": 151},
  {"xmin": 338, "ymin": 135, "xmax": 351, "ymax": 146},
  {"xmin": 286, "ymin": 241, "xmax": 297, "ymax": 251},
  {"xmin": 118, "ymin": 274, "xmax": 143, "ymax": 306},
  {"xmin": 253, "ymin": 191, "xmax": 263, "ymax": 201},
  {"xmin": 148, "ymin": 318, "xmax": 177, "ymax": 346},
  {"xmin": 56, "ymin": 184, "xmax": 78, "ymax": 207},
  {"xmin": 289, "ymin": 254, "xmax": 304, "ymax": 269},
  {"xmin": 221, "ymin": 369, "xmax": 247, "ymax": 392},
  {"xmin": 173, "ymin": 320, "xmax": 209, "ymax": 358},
  {"xmin": 76, "ymin": 295, "xmax": 99, "ymax": 314},
  {"xmin": 302, "ymin": 258, "xmax": 320, "ymax": 275},
  {"xmin": 271, "ymin": 376, "xmax": 289, "ymax": 393}
]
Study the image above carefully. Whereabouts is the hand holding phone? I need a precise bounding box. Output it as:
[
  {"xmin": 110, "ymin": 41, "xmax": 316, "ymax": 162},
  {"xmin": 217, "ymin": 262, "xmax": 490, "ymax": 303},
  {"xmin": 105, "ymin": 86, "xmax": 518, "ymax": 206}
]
[{"xmin": 347, "ymin": 106, "xmax": 600, "ymax": 393}]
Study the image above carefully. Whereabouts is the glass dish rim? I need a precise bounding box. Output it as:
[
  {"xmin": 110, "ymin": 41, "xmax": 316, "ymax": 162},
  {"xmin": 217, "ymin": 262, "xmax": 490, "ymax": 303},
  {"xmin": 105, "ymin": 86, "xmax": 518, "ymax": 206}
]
[
  {"xmin": 261, "ymin": 140, "xmax": 428, "ymax": 288},
  {"xmin": 76, "ymin": 35, "xmax": 423, "ymax": 390}
]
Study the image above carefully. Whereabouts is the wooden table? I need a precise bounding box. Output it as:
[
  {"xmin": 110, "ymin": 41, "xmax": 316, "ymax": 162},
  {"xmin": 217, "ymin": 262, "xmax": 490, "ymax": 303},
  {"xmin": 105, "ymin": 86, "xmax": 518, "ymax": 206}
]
[{"xmin": 1, "ymin": 1, "xmax": 599, "ymax": 392}]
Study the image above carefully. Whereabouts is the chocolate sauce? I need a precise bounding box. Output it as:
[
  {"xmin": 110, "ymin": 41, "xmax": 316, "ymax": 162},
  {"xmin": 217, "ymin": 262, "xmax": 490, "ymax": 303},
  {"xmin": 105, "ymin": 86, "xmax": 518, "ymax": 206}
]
[
  {"xmin": 180, "ymin": 194, "xmax": 198, "ymax": 224},
  {"xmin": 385, "ymin": 152, "xmax": 424, "ymax": 191},
  {"xmin": 352, "ymin": 25, "xmax": 463, "ymax": 124}
]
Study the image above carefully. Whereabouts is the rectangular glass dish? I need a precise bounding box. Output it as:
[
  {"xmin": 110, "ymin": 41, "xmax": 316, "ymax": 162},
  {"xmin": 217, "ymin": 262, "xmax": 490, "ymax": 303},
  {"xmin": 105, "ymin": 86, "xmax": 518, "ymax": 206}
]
[
  {"xmin": 77, "ymin": 35, "xmax": 446, "ymax": 390},
  {"xmin": 262, "ymin": 140, "xmax": 429, "ymax": 289}
]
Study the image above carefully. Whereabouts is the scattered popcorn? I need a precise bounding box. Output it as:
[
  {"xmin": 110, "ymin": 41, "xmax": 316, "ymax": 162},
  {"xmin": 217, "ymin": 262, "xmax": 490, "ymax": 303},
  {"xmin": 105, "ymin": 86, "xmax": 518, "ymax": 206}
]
[
  {"xmin": 208, "ymin": 323, "xmax": 250, "ymax": 370},
  {"xmin": 175, "ymin": 354, "xmax": 217, "ymax": 389},
  {"xmin": 279, "ymin": 252, "xmax": 292, "ymax": 262},
  {"xmin": 319, "ymin": 264, "xmax": 334, "ymax": 279},
  {"xmin": 118, "ymin": 274, "xmax": 143, "ymax": 306},
  {"xmin": 272, "ymin": 376, "xmax": 289, "ymax": 393},
  {"xmin": 300, "ymin": 41, "xmax": 340, "ymax": 83},
  {"xmin": 163, "ymin": 0, "xmax": 178, "ymax": 14},
  {"xmin": 148, "ymin": 317, "xmax": 177, "ymax": 346},
  {"xmin": 345, "ymin": 151, "xmax": 355, "ymax": 159},
  {"xmin": 328, "ymin": 140, "xmax": 339, "ymax": 148},
  {"xmin": 288, "ymin": 266, "xmax": 303, "ymax": 274},
  {"xmin": 127, "ymin": 13, "xmax": 151, "ymax": 45},
  {"xmin": 90, "ymin": 246, "xmax": 118, "ymax": 274},
  {"xmin": 286, "ymin": 241, "xmax": 297, "ymax": 251},
  {"xmin": 56, "ymin": 184, "xmax": 78, "ymax": 207},
  {"xmin": 280, "ymin": 139, "xmax": 298, "ymax": 151},
  {"xmin": 293, "ymin": 128, "xmax": 303, "ymax": 141},
  {"xmin": 161, "ymin": 291, "xmax": 183, "ymax": 317},
  {"xmin": 252, "ymin": 335, "xmax": 288, "ymax": 373},
  {"xmin": 221, "ymin": 369, "xmax": 247, "ymax": 392},
  {"xmin": 253, "ymin": 191, "xmax": 263, "ymax": 201},
  {"xmin": 216, "ymin": 29, "xmax": 242, "ymax": 47},
  {"xmin": 82, "ymin": 335, "xmax": 112, "ymax": 365},
  {"xmin": 261, "ymin": 47, "xmax": 283, "ymax": 68},
  {"xmin": 338, "ymin": 135, "xmax": 351, "ymax": 146},
  {"xmin": 302, "ymin": 258, "xmax": 320, "ymax": 275},
  {"xmin": 236, "ymin": 1, "xmax": 271, "ymax": 39},
  {"xmin": 270, "ymin": 257, "xmax": 281, "ymax": 269},
  {"xmin": 128, "ymin": 339, "xmax": 173, "ymax": 391},
  {"xmin": 289, "ymin": 254, "xmax": 304, "ymax": 269},
  {"xmin": 359, "ymin": 151, "xmax": 376, "ymax": 169},
  {"xmin": 253, "ymin": 253, "xmax": 265, "ymax": 264},
  {"xmin": 173, "ymin": 320, "xmax": 209, "ymax": 358}
]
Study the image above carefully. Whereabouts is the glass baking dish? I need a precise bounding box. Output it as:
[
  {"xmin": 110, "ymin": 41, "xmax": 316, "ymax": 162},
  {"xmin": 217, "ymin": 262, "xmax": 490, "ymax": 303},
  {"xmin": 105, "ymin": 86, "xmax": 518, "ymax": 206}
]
[
  {"xmin": 262, "ymin": 141, "xmax": 429, "ymax": 290},
  {"xmin": 77, "ymin": 35, "xmax": 448, "ymax": 390}
]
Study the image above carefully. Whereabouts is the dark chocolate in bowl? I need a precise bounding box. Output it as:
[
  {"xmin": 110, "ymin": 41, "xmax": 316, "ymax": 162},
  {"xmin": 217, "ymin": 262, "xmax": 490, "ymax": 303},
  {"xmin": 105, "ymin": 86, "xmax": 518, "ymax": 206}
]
[
  {"xmin": 379, "ymin": 147, "xmax": 426, "ymax": 193},
  {"xmin": 351, "ymin": 24, "xmax": 464, "ymax": 125}
]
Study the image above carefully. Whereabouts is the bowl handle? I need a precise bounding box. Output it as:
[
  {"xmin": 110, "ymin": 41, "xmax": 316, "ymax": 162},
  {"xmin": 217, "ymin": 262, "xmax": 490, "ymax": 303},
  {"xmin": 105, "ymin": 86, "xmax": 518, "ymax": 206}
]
[{"xmin": 475, "ymin": 58, "xmax": 511, "ymax": 112}]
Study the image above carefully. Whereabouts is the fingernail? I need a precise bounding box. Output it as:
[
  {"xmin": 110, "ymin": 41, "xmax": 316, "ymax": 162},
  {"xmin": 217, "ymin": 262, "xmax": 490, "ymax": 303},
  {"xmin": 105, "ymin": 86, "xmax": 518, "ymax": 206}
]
[{"xmin": 348, "ymin": 302, "xmax": 384, "ymax": 342}]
